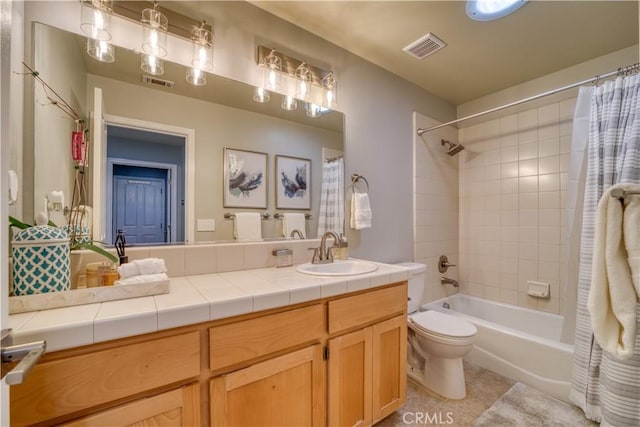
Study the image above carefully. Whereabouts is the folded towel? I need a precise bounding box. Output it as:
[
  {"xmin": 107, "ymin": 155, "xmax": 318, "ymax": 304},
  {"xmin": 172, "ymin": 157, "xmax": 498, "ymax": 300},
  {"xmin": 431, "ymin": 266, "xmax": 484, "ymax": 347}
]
[
  {"xmin": 588, "ymin": 183, "xmax": 638, "ymax": 360},
  {"xmin": 234, "ymin": 212, "xmax": 262, "ymax": 241},
  {"xmin": 350, "ymin": 192, "xmax": 372, "ymax": 230},
  {"xmin": 623, "ymin": 186, "xmax": 640, "ymax": 295},
  {"xmin": 117, "ymin": 262, "xmax": 141, "ymax": 279},
  {"xmin": 115, "ymin": 273, "xmax": 169, "ymax": 286},
  {"xmin": 282, "ymin": 213, "xmax": 306, "ymax": 238}
]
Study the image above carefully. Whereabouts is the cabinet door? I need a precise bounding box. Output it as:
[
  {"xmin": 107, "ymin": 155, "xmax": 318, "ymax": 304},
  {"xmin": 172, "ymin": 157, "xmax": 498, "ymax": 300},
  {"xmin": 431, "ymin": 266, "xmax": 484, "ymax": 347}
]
[
  {"xmin": 210, "ymin": 344, "xmax": 324, "ymax": 427},
  {"xmin": 328, "ymin": 328, "xmax": 373, "ymax": 427},
  {"xmin": 372, "ymin": 315, "xmax": 407, "ymax": 423},
  {"xmin": 62, "ymin": 383, "xmax": 200, "ymax": 427}
]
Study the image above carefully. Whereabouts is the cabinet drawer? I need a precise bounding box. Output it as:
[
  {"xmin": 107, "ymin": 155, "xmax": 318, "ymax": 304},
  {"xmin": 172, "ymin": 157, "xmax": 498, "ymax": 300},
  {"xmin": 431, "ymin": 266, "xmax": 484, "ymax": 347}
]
[
  {"xmin": 11, "ymin": 331, "xmax": 200, "ymax": 426},
  {"xmin": 209, "ymin": 304, "xmax": 324, "ymax": 372},
  {"xmin": 328, "ymin": 284, "xmax": 407, "ymax": 334}
]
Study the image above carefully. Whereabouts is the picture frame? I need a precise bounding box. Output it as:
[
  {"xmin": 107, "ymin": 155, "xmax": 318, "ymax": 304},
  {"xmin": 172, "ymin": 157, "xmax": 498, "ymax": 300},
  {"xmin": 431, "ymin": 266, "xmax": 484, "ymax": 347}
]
[
  {"xmin": 275, "ymin": 155, "xmax": 311, "ymax": 210},
  {"xmin": 223, "ymin": 148, "xmax": 268, "ymax": 209}
]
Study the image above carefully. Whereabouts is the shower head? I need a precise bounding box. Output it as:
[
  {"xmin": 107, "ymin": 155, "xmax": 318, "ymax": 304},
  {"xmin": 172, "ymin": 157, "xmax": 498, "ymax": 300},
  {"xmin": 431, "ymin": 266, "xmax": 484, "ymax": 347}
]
[{"xmin": 441, "ymin": 139, "xmax": 465, "ymax": 156}]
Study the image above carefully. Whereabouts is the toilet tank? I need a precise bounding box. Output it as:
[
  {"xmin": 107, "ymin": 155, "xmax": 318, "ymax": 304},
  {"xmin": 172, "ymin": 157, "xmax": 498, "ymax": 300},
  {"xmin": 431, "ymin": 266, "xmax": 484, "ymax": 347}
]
[{"xmin": 395, "ymin": 262, "xmax": 427, "ymax": 314}]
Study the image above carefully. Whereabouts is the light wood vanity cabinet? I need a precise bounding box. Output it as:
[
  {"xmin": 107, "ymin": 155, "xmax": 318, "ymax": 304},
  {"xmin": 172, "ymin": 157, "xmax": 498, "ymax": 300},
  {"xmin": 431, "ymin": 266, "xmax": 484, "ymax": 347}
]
[
  {"xmin": 10, "ymin": 282, "xmax": 407, "ymax": 427},
  {"xmin": 327, "ymin": 285, "xmax": 408, "ymax": 427}
]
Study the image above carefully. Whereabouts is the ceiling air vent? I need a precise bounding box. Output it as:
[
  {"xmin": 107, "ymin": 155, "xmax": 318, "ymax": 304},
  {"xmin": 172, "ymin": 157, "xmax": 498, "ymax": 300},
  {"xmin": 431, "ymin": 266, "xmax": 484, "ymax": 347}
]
[
  {"xmin": 402, "ymin": 33, "xmax": 447, "ymax": 60},
  {"xmin": 141, "ymin": 75, "xmax": 174, "ymax": 88}
]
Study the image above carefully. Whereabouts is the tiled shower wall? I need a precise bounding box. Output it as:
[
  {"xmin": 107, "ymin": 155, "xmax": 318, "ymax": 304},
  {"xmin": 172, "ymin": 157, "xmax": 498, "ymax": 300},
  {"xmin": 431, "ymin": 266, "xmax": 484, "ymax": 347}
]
[
  {"xmin": 457, "ymin": 98, "xmax": 577, "ymax": 314},
  {"xmin": 413, "ymin": 115, "xmax": 459, "ymax": 303}
]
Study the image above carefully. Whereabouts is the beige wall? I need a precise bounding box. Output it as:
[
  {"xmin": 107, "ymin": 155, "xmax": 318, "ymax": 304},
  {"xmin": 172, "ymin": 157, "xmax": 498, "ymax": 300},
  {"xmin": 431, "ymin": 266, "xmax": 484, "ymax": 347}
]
[
  {"xmin": 88, "ymin": 74, "xmax": 342, "ymax": 242},
  {"xmin": 31, "ymin": 23, "xmax": 87, "ymax": 225}
]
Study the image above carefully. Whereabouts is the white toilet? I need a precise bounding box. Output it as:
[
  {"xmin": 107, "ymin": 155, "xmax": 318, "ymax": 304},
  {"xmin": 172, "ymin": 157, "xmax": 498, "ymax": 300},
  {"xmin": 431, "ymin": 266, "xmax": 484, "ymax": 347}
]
[{"xmin": 396, "ymin": 262, "xmax": 477, "ymax": 400}]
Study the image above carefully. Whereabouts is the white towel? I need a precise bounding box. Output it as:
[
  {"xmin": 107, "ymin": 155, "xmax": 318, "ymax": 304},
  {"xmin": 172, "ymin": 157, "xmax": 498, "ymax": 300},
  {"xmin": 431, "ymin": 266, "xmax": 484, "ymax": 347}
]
[
  {"xmin": 118, "ymin": 258, "xmax": 167, "ymax": 278},
  {"xmin": 115, "ymin": 273, "xmax": 169, "ymax": 286},
  {"xmin": 623, "ymin": 186, "xmax": 640, "ymax": 296},
  {"xmin": 350, "ymin": 192, "xmax": 372, "ymax": 230},
  {"xmin": 588, "ymin": 184, "xmax": 638, "ymax": 360},
  {"xmin": 233, "ymin": 212, "xmax": 262, "ymax": 241},
  {"xmin": 282, "ymin": 213, "xmax": 306, "ymax": 238}
]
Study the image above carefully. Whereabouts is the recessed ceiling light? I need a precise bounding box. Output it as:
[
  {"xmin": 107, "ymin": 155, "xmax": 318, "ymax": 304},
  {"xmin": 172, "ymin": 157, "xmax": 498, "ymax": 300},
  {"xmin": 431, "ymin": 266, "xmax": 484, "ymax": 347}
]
[{"xmin": 466, "ymin": 0, "xmax": 527, "ymax": 21}]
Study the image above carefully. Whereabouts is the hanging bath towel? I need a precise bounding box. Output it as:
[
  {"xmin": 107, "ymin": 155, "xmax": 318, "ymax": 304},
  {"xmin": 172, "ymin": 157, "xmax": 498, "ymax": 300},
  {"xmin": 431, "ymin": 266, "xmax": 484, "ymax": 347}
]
[
  {"xmin": 234, "ymin": 212, "xmax": 262, "ymax": 241},
  {"xmin": 350, "ymin": 192, "xmax": 372, "ymax": 230}
]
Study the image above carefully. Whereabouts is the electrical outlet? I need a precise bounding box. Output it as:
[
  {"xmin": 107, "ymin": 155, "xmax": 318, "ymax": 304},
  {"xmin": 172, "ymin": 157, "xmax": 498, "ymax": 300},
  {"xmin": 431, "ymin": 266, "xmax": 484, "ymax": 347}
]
[{"xmin": 197, "ymin": 218, "xmax": 215, "ymax": 232}]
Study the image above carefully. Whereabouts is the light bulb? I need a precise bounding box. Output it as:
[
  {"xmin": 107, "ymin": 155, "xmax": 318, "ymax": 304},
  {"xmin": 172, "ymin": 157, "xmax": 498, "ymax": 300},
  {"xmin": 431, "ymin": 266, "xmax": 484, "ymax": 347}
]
[
  {"xmin": 187, "ymin": 67, "xmax": 206, "ymax": 86},
  {"xmin": 253, "ymin": 87, "xmax": 270, "ymax": 103},
  {"xmin": 281, "ymin": 96, "xmax": 298, "ymax": 111}
]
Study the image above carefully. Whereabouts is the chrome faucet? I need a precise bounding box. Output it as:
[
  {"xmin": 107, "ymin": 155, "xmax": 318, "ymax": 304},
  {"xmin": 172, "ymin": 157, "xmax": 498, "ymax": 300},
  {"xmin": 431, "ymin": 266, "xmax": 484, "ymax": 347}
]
[
  {"xmin": 441, "ymin": 276, "xmax": 459, "ymax": 287},
  {"xmin": 310, "ymin": 231, "xmax": 342, "ymax": 264},
  {"xmin": 289, "ymin": 229, "xmax": 304, "ymax": 239}
]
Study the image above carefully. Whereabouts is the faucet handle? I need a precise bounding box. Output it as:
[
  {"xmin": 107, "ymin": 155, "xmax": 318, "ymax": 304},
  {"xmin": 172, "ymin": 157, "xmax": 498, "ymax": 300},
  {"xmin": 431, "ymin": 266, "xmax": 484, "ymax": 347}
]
[{"xmin": 308, "ymin": 247, "xmax": 320, "ymax": 264}]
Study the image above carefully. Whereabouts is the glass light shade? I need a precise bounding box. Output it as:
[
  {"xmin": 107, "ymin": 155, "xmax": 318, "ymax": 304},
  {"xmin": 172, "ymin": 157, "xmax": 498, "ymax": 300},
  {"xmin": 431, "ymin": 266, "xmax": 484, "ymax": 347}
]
[
  {"xmin": 322, "ymin": 72, "xmax": 337, "ymax": 109},
  {"xmin": 281, "ymin": 96, "xmax": 298, "ymax": 111},
  {"xmin": 87, "ymin": 38, "xmax": 115, "ymax": 63},
  {"xmin": 253, "ymin": 87, "xmax": 270, "ymax": 103},
  {"xmin": 141, "ymin": 8, "xmax": 168, "ymax": 57},
  {"xmin": 186, "ymin": 67, "xmax": 206, "ymax": 86},
  {"xmin": 81, "ymin": 0, "xmax": 112, "ymax": 41},
  {"xmin": 466, "ymin": 0, "xmax": 527, "ymax": 21},
  {"xmin": 141, "ymin": 55, "xmax": 164, "ymax": 76},
  {"xmin": 295, "ymin": 63, "xmax": 311, "ymax": 101},
  {"xmin": 262, "ymin": 50, "xmax": 282, "ymax": 91},
  {"xmin": 305, "ymin": 102, "xmax": 321, "ymax": 118},
  {"xmin": 191, "ymin": 27, "xmax": 214, "ymax": 72}
]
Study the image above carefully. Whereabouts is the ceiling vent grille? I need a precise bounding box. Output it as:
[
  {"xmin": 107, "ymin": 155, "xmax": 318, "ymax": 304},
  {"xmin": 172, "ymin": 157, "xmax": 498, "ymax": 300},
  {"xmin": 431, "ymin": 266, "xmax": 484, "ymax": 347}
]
[
  {"xmin": 402, "ymin": 33, "xmax": 447, "ymax": 60},
  {"xmin": 141, "ymin": 75, "xmax": 174, "ymax": 88}
]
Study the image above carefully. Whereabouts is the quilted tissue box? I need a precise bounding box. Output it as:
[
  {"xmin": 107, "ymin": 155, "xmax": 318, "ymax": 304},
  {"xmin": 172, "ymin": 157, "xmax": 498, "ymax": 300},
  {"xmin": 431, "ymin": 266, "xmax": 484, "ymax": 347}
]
[{"xmin": 12, "ymin": 225, "xmax": 70, "ymax": 295}]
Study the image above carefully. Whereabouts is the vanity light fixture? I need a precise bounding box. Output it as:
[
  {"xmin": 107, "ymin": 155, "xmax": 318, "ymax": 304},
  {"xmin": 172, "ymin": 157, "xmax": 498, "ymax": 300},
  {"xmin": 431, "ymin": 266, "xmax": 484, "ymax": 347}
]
[
  {"xmin": 262, "ymin": 49, "xmax": 283, "ymax": 91},
  {"xmin": 81, "ymin": 0, "xmax": 113, "ymax": 41},
  {"xmin": 141, "ymin": 54, "xmax": 163, "ymax": 75},
  {"xmin": 305, "ymin": 102, "xmax": 322, "ymax": 118},
  {"xmin": 87, "ymin": 38, "xmax": 115, "ymax": 63},
  {"xmin": 253, "ymin": 86, "xmax": 270, "ymax": 103},
  {"xmin": 140, "ymin": 2, "xmax": 168, "ymax": 58},
  {"xmin": 255, "ymin": 45, "xmax": 337, "ymax": 116},
  {"xmin": 321, "ymin": 71, "xmax": 337, "ymax": 109},
  {"xmin": 295, "ymin": 62, "xmax": 311, "ymax": 101},
  {"xmin": 186, "ymin": 22, "xmax": 213, "ymax": 86},
  {"xmin": 281, "ymin": 95, "xmax": 298, "ymax": 111}
]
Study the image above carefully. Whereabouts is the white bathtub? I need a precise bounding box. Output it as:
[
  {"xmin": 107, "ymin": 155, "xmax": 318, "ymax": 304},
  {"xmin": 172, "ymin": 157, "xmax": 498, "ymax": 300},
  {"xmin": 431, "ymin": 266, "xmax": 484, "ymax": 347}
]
[{"xmin": 422, "ymin": 294, "xmax": 574, "ymax": 402}]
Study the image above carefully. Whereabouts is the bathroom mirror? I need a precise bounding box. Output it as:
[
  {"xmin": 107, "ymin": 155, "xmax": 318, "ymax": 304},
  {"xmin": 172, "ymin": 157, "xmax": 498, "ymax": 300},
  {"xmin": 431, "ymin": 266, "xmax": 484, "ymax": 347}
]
[{"xmin": 27, "ymin": 23, "xmax": 344, "ymax": 245}]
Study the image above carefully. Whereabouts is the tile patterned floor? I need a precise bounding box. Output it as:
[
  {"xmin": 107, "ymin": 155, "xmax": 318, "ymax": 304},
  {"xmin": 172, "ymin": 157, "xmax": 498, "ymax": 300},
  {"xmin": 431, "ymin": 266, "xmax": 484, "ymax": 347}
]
[{"xmin": 376, "ymin": 361, "xmax": 580, "ymax": 427}]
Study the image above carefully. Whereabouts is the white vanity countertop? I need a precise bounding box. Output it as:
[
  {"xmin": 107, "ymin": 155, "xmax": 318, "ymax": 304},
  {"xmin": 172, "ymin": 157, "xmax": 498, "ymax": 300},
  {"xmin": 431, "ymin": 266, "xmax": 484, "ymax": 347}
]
[{"xmin": 9, "ymin": 260, "xmax": 410, "ymax": 352}]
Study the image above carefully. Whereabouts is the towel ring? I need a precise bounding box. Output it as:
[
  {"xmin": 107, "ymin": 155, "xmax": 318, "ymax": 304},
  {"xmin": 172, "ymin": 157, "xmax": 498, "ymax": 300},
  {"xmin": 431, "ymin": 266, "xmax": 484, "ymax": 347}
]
[{"xmin": 351, "ymin": 174, "xmax": 369, "ymax": 194}]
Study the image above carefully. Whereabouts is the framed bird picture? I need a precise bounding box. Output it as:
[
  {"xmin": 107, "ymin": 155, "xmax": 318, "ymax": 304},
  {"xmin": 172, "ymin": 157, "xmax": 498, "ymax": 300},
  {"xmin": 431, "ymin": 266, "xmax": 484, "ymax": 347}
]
[
  {"xmin": 223, "ymin": 148, "xmax": 268, "ymax": 208},
  {"xmin": 275, "ymin": 155, "xmax": 311, "ymax": 210}
]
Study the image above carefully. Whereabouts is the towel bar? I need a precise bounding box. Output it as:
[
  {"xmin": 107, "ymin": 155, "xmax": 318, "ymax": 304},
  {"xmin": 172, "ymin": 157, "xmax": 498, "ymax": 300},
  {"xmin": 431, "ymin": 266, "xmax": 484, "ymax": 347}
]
[
  {"xmin": 273, "ymin": 213, "xmax": 312, "ymax": 220},
  {"xmin": 224, "ymin": 212, "xmax": 271, "ymax": 220}
]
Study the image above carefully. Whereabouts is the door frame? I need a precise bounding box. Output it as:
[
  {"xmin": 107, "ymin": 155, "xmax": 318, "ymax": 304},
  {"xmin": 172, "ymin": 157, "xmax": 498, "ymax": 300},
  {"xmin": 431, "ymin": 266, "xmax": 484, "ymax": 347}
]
[
  {"xmin": 94, "ymin": 113, "xmax": 195, "ymax": 243},
  {"xmin": 107, "ymin": 158, "xmax": 177, "ymax": 243}
]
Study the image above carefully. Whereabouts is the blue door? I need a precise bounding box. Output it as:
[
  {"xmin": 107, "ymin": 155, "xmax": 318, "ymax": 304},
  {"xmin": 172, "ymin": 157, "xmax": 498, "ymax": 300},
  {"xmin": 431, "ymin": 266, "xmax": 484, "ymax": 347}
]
[{"xmin": 113, "ymin": 176, "xmax": 166, "ymax": 244}]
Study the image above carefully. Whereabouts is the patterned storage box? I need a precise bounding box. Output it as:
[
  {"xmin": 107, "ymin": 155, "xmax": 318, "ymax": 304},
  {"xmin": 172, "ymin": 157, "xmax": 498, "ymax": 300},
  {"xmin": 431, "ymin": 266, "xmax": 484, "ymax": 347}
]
[{"xmin": 12, "ymin": 225, "xmax": 70, "ymax": 295}]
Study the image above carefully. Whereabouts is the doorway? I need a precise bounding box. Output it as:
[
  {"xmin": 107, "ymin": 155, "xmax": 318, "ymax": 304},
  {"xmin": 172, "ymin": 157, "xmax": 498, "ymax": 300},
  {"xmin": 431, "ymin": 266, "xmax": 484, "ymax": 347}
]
[{"xmin": 105, "ymin": 125, "xmax": 185, "ymax": 244}]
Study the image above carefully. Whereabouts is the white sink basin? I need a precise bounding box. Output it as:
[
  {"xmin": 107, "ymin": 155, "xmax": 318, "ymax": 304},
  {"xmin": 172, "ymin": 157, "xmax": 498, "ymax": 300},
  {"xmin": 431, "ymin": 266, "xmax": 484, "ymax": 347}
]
[{"xmin": 296, "ymin": 259, "xmax": 378, "ymax": 276}]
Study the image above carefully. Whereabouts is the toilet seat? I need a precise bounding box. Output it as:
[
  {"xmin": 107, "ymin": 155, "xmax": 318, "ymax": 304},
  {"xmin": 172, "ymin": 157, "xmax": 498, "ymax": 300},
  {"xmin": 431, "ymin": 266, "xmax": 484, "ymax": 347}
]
[{"xmin": 410, "ymin": 310, "xmax": 477, "ymax": 338}]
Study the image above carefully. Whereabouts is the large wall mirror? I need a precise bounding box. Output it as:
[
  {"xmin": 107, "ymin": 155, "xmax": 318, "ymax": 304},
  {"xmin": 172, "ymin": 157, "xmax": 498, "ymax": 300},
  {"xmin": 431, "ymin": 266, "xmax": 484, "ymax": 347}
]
[{"xmin": 28, "ymin": 23, "xmax": 344, "ymax": 245}]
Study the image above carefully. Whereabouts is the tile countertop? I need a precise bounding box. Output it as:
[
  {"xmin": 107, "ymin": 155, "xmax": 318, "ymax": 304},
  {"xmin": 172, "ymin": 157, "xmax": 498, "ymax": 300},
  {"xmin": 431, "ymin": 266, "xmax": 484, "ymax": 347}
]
[{"xmin": 8, "ymin": 260, "xmax": 410, "ymax": 353}]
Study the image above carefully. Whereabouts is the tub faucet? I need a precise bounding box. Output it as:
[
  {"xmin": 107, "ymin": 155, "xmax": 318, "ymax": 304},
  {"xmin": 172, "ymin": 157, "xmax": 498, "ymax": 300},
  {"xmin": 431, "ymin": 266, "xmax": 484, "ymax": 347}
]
[
  {"xmin": 441, "ymin": 276, "xmax": 459, "ymax": 287},
  {"xmin": 310, "ymin": 231, "xmax": 342, "ymax": 264},
  {"xmin": 289, "ymin": 229, "xmax": 304, "ymax": 239}
]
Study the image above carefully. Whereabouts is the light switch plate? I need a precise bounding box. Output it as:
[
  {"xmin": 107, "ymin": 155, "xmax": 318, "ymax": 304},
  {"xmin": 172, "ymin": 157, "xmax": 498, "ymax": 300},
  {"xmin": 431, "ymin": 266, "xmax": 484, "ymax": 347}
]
[{"xmin": 197, "ymin": 218, "xmax": 215, "ymax": 232}]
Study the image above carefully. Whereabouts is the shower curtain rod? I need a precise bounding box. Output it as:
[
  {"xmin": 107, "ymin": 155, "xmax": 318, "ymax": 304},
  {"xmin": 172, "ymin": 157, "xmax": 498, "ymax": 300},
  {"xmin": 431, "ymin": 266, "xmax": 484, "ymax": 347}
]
[{"xmin": 416, "ymin": 62, "xmax": 640, "ymax": 135}]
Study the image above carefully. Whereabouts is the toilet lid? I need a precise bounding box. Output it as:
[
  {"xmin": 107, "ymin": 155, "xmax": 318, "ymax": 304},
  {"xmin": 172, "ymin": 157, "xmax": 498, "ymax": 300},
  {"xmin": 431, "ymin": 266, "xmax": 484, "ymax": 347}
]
[{"xmin": 410, "ymin": 310, "xmax": 477, "ymax": 338}]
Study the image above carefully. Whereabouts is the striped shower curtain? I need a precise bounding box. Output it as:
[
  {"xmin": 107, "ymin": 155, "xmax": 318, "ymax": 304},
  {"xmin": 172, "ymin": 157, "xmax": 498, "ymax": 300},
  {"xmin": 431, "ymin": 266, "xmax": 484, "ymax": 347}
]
[
  {"xmin": 570, "ymin": 74, "xmax": 640, "ymax": 426},
  {"xmin": 317, "ymin": 158, "xmax": 344, "ymax": 237}
]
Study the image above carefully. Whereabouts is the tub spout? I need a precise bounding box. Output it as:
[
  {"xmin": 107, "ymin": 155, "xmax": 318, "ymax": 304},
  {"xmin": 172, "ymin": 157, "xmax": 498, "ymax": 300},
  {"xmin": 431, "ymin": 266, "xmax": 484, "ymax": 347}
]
[{"xmin": 441, "ymin": 276, "xmax": 459, "ymax": 287}]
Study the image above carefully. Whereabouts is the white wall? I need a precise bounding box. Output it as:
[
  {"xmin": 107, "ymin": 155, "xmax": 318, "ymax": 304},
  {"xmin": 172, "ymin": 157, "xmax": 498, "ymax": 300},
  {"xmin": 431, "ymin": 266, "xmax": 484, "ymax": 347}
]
[{"xmin": 20, "ymin": 0, "xmax": 457, "ymax": 263}]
